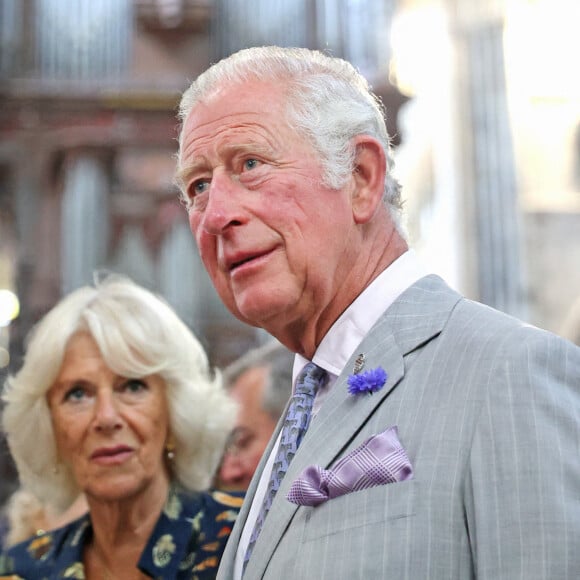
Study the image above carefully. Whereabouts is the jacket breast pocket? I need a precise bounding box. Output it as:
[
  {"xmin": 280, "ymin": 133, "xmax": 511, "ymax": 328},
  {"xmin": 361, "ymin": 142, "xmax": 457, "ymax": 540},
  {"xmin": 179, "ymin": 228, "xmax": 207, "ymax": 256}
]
[{"xmin": 301, "ymin": 479, "xmax": 417, "ymax": 542}]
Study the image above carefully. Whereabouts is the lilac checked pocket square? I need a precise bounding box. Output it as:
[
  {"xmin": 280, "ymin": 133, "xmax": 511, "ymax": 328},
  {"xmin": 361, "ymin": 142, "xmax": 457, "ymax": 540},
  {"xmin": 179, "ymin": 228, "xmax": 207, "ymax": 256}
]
[{"xmin": 287, "ymin": 426, "xmax": 413, "ymax": 507}]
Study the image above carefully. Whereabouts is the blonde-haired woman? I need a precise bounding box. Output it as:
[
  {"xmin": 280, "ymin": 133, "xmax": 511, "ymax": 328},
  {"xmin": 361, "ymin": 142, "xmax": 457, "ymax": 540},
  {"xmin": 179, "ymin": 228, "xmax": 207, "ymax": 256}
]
[{"xmin": 0, "ymin": 275, "xmax": 241, "ymax": 579}]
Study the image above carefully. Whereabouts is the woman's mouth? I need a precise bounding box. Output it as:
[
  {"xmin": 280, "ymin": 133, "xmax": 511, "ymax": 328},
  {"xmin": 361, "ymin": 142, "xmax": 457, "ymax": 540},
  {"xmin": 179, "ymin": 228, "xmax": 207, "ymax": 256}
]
[{"xmin": 91, "ymin": 445, "xmax": 134, "ymax": 465}]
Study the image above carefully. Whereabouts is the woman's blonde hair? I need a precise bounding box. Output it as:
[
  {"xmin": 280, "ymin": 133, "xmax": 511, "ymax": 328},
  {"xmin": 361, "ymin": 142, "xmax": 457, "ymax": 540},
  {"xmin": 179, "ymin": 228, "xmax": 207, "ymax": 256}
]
[{"xmin": 2, "ymin": 275, "xmax": 235, "ymax": 511}]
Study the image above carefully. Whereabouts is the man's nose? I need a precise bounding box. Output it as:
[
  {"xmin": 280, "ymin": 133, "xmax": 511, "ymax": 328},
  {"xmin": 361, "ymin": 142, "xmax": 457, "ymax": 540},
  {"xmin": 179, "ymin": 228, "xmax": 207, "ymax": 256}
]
[
  {"xmin": 199, "ymin": 171, "xmax": 246, "ymax": 235},
  {"xmin": 218, "ymin": 451, "xmax": 246, "ymax": 486}
]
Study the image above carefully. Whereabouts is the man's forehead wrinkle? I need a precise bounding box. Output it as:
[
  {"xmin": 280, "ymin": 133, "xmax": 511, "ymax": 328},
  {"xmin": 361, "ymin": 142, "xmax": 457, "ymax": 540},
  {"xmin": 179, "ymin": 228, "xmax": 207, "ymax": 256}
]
[
  {"xmin": 187, "ymin": 121, "xmax": 279, "ymax": 163},
  {"xmin": 192, "ymin": 106, "xmax": 267, "ymax": 131},
  {"xmin": 180, "ymin": 130, "xmax": 206, "ymax": 169}
]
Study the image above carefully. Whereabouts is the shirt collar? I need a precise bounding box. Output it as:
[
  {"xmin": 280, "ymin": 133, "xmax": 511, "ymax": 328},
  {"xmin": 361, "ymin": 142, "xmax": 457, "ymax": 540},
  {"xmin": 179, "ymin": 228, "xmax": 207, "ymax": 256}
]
[{"xmin": 293, "ymin": 250, "xmax": 429, "ymax": 381}]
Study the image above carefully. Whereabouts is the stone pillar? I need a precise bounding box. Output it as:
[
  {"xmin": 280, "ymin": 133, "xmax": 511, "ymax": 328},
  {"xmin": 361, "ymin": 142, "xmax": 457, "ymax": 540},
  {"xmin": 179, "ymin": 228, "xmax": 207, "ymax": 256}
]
[
  {"xmin": 212, "ymin": 0, "xmax": 311, "ymax": 59},
  {"xmin": 61, "ymin": 152, "xmax": 110, "ymax": 293},
  {"xmin": 212, "ymin": 0, "xmax": 396, "ymax": 74},
  {"xmin": 109, "ymin": 223, "xmax": 156, "ymax": 290},
  {"xmin": 36, "ymin": 0, "xmax": 131, "ymax": 80},
  {"xmin": 461, "ymin": 11, "xmax": 527, "ymax": 317},
  {"xmin": 0, "ymin": 0, "xmax": 22, "ymax": 78},
  {"xmin": 158, "ymin": 220, "xmax": 200, "ymax": 330}
]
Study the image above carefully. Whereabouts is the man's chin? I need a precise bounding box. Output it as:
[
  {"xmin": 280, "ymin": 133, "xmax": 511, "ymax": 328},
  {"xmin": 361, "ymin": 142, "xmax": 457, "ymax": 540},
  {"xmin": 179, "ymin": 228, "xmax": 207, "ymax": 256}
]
[
  {"xmin": 232, "ymin": 296, "xmax": 288, "ymax": 329},
  {"xmin": 225, "ymin": 304, "xmax": 262, "ymax": 328}
]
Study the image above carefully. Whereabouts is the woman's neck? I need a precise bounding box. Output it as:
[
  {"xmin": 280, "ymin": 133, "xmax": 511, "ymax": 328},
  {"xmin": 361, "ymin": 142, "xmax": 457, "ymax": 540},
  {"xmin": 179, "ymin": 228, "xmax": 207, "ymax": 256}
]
[{"xmin": 84, "ymin": 477, "xmax": 170, "ymax": 579}]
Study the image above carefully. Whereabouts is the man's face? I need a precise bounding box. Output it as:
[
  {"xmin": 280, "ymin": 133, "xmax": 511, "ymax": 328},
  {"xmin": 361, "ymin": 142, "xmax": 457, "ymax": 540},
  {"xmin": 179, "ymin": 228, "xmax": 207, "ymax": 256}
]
[
  {"xmin": 217, "ymin": 366, "xmax": 278, "ymax": 490},
  {"xmin": 179, "ymin": 79, "xmax": 360, "ymax": 335}
]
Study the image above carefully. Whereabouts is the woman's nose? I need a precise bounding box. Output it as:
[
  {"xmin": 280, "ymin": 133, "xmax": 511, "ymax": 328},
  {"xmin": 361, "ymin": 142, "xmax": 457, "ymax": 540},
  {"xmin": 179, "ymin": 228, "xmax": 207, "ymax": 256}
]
[{"xmin": 93, "ymin": 391, "xmax": 122, "ymax": 432}]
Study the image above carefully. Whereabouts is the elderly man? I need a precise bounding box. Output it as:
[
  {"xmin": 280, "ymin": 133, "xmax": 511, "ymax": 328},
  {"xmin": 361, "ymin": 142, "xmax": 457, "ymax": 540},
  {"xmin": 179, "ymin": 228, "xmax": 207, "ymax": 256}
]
[
  {"xmin": 176, "ymin": 46, "xmax": 580, "ymax": 580},
  {"xmin": 217, "ymin": 341, "xmax": 293, "ymax": 491}
]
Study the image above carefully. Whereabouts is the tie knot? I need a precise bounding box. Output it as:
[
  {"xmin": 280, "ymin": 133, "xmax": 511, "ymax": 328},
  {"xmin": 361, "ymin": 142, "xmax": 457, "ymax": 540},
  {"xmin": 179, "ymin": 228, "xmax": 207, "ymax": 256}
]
[{"xmin": 295, "ymin": 362, "xmax": 327, "ymax": 396}]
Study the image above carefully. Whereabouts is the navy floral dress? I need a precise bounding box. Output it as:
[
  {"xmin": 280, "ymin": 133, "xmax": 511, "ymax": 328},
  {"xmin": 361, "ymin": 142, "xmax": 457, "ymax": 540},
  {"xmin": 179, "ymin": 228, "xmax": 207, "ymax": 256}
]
[{"xmin": 0, "ymin": 488, "xmax": 243, "ymax": 579}]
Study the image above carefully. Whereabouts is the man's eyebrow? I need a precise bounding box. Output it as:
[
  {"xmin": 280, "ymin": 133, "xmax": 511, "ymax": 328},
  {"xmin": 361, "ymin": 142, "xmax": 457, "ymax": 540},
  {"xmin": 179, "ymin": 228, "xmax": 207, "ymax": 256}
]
[
  {"xmin": 223, "ymin": 142, "xmax": 272, "ymax": 156},
  {"xmin": 175, "ymin": 160, "xmax": 207, "ymax": 188},
  {"xmin": 175, "ymin": 142, "xmax": 275, "ymax": 187}
]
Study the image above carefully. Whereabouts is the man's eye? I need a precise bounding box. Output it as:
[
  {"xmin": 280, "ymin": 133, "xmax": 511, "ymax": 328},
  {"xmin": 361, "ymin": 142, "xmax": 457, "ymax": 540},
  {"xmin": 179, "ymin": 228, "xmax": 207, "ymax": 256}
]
[
  {"xmin": 236, "ymin": 434, "xmax": 254, "ymax": 451},
  {"xmin": 243, "ymin": 158, "xmax": 260, "ymax": 171},
  {"xmin": 192, "ymin": 179, "xmax": 210, "ymax": 195}
]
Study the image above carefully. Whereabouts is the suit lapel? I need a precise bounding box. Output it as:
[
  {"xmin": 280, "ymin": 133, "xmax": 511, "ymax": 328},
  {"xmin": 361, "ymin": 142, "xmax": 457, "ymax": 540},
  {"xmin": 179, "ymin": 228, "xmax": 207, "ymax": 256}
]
[
  {"xmin": 246, "ymin": 275, "xmax": 462, "ymax": 578},
  {"xmin": 245, "ymin": 328, "xmax": 404, "ymax": 578}
]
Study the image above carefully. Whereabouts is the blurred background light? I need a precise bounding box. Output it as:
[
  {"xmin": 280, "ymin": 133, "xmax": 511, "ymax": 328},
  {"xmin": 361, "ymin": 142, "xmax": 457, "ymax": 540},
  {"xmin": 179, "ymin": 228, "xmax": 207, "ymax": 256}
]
[{"xmin": 0, "ymin": 290, "xmax": 20, "ymax": 327}]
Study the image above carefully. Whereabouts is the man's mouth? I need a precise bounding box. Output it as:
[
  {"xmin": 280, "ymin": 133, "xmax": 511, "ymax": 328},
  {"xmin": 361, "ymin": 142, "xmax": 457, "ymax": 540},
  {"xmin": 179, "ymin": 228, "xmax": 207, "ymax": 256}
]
[{"xmin": 227, "ymin": 250, "xmax": 270, "ymax": 272}]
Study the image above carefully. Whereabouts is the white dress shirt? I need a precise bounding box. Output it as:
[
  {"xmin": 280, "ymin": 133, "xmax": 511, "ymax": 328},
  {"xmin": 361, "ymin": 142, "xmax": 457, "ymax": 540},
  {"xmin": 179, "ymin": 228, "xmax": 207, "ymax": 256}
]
[{"xmin": 233, "ymin": 250, "xmax": 428, "ymax": 578}]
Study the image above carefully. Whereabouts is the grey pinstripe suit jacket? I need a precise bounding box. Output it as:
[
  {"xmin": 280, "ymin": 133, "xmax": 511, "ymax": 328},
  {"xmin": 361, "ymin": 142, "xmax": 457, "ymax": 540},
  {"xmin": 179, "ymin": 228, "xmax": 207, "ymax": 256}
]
[{"xmin": 218, "ymin": 275, "xmax": 580, "ymax": 579}]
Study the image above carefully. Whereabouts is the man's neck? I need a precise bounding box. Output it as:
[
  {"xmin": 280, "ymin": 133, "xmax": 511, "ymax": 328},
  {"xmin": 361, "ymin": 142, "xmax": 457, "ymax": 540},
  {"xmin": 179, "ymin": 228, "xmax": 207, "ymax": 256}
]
[{"xmin": 272, "ymin": 228, "xmax": 408, "ymax": 359}]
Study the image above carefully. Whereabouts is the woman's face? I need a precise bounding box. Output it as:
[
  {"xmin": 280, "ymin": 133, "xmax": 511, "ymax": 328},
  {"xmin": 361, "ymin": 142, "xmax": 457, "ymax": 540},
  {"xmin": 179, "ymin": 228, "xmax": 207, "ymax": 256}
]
[{"xmin": 47, "ymin": 332, "xmax": 171, "ymax": 503}]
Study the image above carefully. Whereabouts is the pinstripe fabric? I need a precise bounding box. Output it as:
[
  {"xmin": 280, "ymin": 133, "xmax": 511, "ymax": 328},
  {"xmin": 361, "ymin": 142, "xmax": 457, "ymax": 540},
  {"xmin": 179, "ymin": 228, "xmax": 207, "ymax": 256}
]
[{"xmin": 218, "ymin": 275, "xmax": 580, "ymax": 580}]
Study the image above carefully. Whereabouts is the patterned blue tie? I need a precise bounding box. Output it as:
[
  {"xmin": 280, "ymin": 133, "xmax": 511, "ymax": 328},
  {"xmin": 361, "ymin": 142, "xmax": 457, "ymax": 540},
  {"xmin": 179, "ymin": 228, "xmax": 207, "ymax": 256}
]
[{"xmin": 243, "ymin": 362, "xmax": 327, "ymax": 572}]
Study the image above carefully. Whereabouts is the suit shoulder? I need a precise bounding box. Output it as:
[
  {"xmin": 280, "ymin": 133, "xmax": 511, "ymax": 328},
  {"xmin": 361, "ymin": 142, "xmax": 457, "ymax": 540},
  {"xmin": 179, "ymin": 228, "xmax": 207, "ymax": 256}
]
[
  {"xmin": 449, "ymin": 297, "xmax": 580, "ymax": 386},
  {"xmin": 450, "ymin": 296, "xmax": 564, "ymax": 343}
]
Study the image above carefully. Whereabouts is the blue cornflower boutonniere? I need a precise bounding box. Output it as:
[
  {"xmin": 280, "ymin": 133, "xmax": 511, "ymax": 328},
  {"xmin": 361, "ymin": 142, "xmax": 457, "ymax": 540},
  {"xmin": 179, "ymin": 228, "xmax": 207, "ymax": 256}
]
[{"xmin": 347, "ymin": 366, "xmax": 388, "ymax": 396}]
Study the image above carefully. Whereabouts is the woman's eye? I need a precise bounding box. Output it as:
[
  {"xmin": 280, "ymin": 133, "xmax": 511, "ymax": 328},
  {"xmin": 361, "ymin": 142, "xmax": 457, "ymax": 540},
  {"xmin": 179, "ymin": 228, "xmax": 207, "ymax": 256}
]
[
  {"xmin": 122, "ymin": 379, "xmax": 147, "ymax": 394},
  {"xmin": 243, "ymin": 158, "xmax": 260, "ymax": 171},
  {"xmin": 64, "ymin": 385, "xmax": 87, "ymax": 403}
]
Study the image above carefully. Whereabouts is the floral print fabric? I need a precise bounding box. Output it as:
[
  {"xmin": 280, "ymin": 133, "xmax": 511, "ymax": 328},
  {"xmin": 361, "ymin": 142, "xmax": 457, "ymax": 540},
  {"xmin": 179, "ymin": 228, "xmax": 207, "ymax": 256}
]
[{"xmin": 0, "ymin": 488, "xmax": 243, "ymax": 579}]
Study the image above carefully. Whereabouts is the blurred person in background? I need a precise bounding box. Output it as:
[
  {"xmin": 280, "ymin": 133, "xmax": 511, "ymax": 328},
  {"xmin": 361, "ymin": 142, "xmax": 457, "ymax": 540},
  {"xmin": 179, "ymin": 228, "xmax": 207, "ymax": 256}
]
[
  {"xmin": 176, "ymin": 46, "xmax": 580, "ymax": 579},
  {"xmin": 216, "ymin": 342, "xmax": 293, "ymax": 491},
  {"xmin": 0, "ymin": 275, "xmax": 242, "ymax": 579}
]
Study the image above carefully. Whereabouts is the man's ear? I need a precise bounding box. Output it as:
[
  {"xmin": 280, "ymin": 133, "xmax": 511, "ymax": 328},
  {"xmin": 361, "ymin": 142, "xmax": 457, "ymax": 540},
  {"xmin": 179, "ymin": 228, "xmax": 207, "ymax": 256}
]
[{"xmin": 350, "ymin": 135, "xmax": 387, "ymax": 224}]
